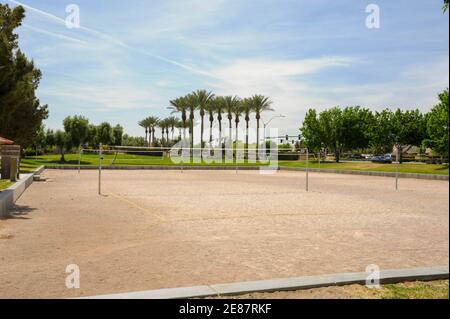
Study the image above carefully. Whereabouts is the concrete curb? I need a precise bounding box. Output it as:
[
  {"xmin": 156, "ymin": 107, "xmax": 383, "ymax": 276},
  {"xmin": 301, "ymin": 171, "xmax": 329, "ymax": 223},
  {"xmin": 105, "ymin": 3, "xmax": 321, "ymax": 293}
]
[
  {"xmin": 43, "ymin": 165, "xmax": 448, "ymax": 180},
  {"xmin": 80, "ymin": 266, "xmax": 449, "ymax": 299},
  {"xmin": 279, "ymin": 166, "xmax": 449, "ymax": 181},
  {"xmin": 0, "ymin": 166, "xmax": 45, "ymax": 218}
]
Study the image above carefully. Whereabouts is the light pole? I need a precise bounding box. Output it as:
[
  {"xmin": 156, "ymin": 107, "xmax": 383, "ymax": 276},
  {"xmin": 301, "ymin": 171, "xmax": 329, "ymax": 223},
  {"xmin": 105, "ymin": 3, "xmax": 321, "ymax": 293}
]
[{"xmin": 263, "ymin": 114, "xmax": 286, "ymax": 146}]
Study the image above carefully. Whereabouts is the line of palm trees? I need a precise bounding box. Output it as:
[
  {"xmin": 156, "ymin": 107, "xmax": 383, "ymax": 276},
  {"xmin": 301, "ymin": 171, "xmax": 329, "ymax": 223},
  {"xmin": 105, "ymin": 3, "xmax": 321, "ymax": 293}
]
[
  {"xmin": 139, "ymin": 90, "xmax": 274, "ymax": 159},
  {"xmin": 138, "ymin": 116, "xmax": 182, "ymax": 147}
]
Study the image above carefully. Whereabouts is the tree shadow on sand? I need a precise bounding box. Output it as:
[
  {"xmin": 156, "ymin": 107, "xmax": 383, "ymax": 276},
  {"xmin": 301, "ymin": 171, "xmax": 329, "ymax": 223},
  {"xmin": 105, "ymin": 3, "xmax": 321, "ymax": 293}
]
[{"xmin": 0, "ymin": 204, "xmax": 36, "ymax": 220}]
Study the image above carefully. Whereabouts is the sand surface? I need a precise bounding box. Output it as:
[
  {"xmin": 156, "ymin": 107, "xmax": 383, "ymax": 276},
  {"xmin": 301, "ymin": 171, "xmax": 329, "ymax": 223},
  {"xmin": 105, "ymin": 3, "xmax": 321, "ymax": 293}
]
[{"xmin": 0, "ymin": 169, "xmax": 448, "ymax": 298}]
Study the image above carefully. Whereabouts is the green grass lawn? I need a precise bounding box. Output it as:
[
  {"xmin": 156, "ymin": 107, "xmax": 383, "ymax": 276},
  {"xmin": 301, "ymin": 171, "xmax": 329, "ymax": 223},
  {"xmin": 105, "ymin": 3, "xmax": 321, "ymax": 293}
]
[
  {"xmin": 279, "ymin": 160, "xmax": 449, "ymax": 175},
  {"xmin": 370, "ymin": 280, "xmax": 449, "ymax": 299},
  {"xmin": 21, "ymin": 153, "xmax": 267, "ymax": 168},
  {"xmin": 0, "ymin": 179, "xmax": 13, "ymax": 191},
  {"xmin": 21, "ymin": 153, "xmax": 449, "ymax": 175}
]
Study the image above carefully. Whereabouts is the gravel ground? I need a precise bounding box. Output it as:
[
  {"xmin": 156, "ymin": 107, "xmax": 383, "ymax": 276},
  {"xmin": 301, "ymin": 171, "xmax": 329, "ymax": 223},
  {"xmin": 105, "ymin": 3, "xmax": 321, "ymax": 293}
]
[{"xmin": 0, "ymin": 169, "xmax": 448, "ymax": 298}]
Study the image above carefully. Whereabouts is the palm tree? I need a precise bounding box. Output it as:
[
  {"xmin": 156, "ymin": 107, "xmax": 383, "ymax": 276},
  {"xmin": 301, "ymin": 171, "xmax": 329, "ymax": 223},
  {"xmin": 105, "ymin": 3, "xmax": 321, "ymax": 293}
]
[
  {"xmin": 158, "ymin": 118, "xmax": 169, "ymax": 146},
  {"xmin": 169, "ymin": 97, "xmax": 188, "ymax": 142},
  {"xmin": 242, "ymin": 98, "xmax": 253, "ymax": 160},
  {"xmin": 251, "ymin": 95, "xmax": 274, "ymax": 160},
  {"xmin": 223, "ymin": 96, "xmax": 241, "ymax": 147},
  {"xmin": 185, "ymin": 93, "xmax": 198, "ymax": 158},
  {"xmin": 212, "ymin": 96, "xmax": 225, "ymax": 150},
  {"xmin": 146, "ymin": 116, "xmax": 160, "ymax": 147},
  {"xmin": 138, "ymin": 118, "xmax": 150, "ymax": 146},
  {"xmin": 204, "ymin": 99, "xmax": 216, "ymax": 150},
  {"xmin": 192, "ymin": 90, "xmax": 215, "ymax": 157},
  {"xmin": 166, "ymin": 116, "xmax": 178, "ymax": 143},
  {"xmin": 233, "ymin": 101, "xmax": 244, "ymax": 162},
  {"xmin": 176, "ymin": 119, "xmax": 183, "ymax": 141}
]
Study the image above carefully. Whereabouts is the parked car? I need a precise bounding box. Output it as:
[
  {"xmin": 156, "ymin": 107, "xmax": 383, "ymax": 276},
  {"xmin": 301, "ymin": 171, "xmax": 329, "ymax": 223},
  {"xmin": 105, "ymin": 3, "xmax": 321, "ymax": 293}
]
[
  {"xmin": 371, "ymin": 154, "xmax": 393, "ymax": 164},
  {"xmin": 348, "ymin": 153, "xmax": 365, "ymax": 160}
]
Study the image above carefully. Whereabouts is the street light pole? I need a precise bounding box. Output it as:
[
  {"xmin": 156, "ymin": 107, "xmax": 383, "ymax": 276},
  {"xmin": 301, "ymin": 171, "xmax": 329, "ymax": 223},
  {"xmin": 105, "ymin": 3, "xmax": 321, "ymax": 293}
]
[
  {"xmin": 262, "ymin": 114, "xmax": 286, "ymax": 157},
  {"xmin": 263, "ymin": 114, "xmax": 286, "ymax": 146}
]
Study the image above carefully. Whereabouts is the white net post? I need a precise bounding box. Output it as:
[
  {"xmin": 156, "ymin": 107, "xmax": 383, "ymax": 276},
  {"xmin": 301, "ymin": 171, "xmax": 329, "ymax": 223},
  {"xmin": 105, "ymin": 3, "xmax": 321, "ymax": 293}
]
[
  {"xmin": 98, "ymin": 143, "xmax": 102, "ymax": 195},
  {"xmin": 78, "ymin": 146, "xmax": 82, "ymax": 174},
  {"xmin": 306, "ymin": 148, "xmax": 309, "ymax": 192},
  {"xmin": 395, "ymin": 149, "xmax": 399, "ymax": 191},
  {"xmin": 318, "ymin": 151, "xmax": 321, "ymax": 174}
]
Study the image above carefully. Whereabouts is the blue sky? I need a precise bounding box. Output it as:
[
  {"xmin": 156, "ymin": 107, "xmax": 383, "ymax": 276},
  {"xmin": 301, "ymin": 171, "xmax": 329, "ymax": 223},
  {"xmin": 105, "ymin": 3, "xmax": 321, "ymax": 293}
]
[{"xmin": 3, "ymin": 0, "xmax": 449, "ymax": 137}]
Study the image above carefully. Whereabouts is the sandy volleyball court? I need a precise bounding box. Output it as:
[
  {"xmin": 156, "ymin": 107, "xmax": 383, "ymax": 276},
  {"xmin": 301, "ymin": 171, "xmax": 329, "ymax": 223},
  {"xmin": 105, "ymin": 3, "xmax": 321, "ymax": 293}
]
[{"xmin": 0, "ymin": 169, "xmax": 448, "ymax": 298}]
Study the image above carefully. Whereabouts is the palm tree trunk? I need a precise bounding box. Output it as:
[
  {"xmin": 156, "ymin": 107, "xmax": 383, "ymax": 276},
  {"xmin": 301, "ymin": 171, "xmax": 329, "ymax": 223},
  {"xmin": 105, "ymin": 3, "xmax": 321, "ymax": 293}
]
[
  {"xmin": 209, "ymin": 121, "xmax": 213, "ymax": 146},
  {"xmin": 228, "ymin": 118, "xmax": 232, "ymax": 146},
  {"xmin": 190, "ymin": 117, "xmax": 194, "ymax": 160},
  {"xmin": 152, "ymin": 128, "xmax": 155, "ymax": 147},
  {"xmin": 245, "ymin": 120, "xmax": 249, "ymax": 161},
  {"xmin": 256, "ymin": 118, "xmax": 260, "ymax": 161},
  {"xmin": 219, "ymin": 118, "xmax": 223, "ymax": 160},
  {"xmin": 145, "ymin": 129, "xmax": 148, "ymax": 147},
  {"xmin": 235, "ymin": 121, "xmax": 239, "ymax": 163},
  {"xmin": 200, "ymin": 114, "xmax": 204, "ymax": 159}
]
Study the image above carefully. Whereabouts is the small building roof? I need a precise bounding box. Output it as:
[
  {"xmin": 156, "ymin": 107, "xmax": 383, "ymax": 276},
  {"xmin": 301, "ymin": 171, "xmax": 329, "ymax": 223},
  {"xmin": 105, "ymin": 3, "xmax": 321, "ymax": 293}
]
[{"xmin": 0, "ymin": 136, "xmax": 14, "ymax": 145}]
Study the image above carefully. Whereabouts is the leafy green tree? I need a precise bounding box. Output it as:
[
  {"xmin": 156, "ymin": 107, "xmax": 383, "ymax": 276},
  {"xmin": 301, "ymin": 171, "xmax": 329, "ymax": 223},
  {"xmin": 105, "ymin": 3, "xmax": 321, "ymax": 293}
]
[
  {"xmin": 122, "ymin": 134, "xmax": 146, "ymax": 147},
  {"xmin": 0, "ymin": 4, "xmax": 48, "ymax": 147},
  {"xmin": 302, "ymin": 106, "xmax": 373, "ymax": 162},
  {"xmin": 317, "ymin": 107, "xmax": 344, "ymax": 162},
  {"xmin": 369, "ymin": 110, "xmax": 395, "ymax": 154},
  {"xmin": 300, "ymin": 109, "xmax": 322, "ymax": 152},
  {"xmin": 63, "ymin": 115, "xmax": 89, "ymax": 149},
  {"xmin": 391, "ymin": 109, "xmax": 426, "ymax": 163},
  {"xmin": 54, "ymin": 130, "xmax": 70, "ymax": 162},
  {"xmin": 444, "ymin": 0, "xmax": 449, "ymax": 12},
  {"xmin": 340, "ymin": 107, "xmax": 373, "ymax": 153},
  {"xmin": 87, "ymin": 124, "xmax": 98, "ymax": 147},
  {"xmin": 424, "ymin": 89, "xmax": 449, "ymax": 159},
  {"xmin": 113, "ymin": 124, "xmax": 124, "ymax": 146},
  {"xmin": 33, "ymin": 125, "xmax": 46, "ymax": 155},
  {"xmin": 97, "ymin": 122, "xmax": 114, "ymax": 145},
  {"xmin": 45, "ymin": 129, "xmax": 55, "ymax": 150}
]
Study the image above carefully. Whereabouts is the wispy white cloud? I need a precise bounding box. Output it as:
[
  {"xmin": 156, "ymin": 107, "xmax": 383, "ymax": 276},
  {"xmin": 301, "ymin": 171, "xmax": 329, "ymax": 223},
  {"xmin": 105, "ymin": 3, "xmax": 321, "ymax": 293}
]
[
  {"xmin": 39, "ymin": 82, "xmax": 160, "ymax": 111},
  {"xmin": 21, "ymin": 24, "xmax": 87, "ymax": 45},
  {"xmin": 8, "ymin": 0, "xmax": 214, "ymax": 77},
  {"xmin": 209, "ymin": 56, "xmax": 355, "ymax": 95}
]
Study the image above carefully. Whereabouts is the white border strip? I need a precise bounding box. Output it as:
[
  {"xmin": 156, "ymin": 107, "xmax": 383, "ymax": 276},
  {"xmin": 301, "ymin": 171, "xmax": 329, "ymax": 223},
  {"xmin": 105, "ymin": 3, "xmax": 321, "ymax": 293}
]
[{"xmin": 80, "ymin": 266, "xmax": 449, "ymax": 299}]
